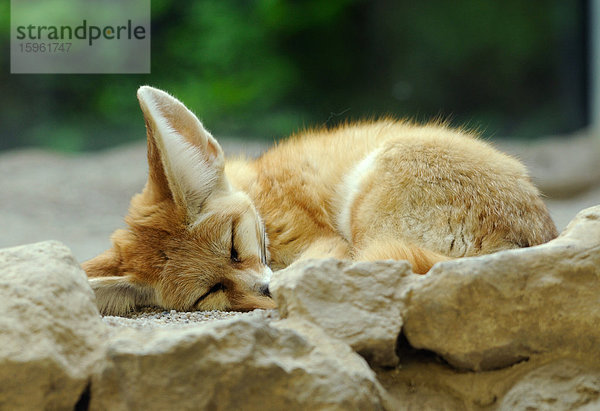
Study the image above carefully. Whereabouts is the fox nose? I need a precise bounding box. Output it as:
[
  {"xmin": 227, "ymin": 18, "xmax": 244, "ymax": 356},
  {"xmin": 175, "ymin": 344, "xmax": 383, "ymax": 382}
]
[{"xmin": 258, "ymin": 283, "xmax": 271, "ymax": 298}]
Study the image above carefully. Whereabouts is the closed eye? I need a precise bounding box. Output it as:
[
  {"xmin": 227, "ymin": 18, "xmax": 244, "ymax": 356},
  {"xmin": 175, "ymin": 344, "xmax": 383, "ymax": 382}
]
[
  {"xmin": 231, "ymin": 221, "xmax": 240, "ymax": 263},
  {"xmin": 193, "ymin": 283, "xmax": 226, "ymax": 307},
  {"xmin": 261, "ymin": 227, "xmax": 267, "ymax": 265}
]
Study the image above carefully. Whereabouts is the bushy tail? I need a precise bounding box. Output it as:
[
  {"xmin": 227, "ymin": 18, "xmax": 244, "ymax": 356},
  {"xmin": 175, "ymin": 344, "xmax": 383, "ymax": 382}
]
[{"xmin": 355, "ymin": 239, "xmax": 451, "ymax": 274}]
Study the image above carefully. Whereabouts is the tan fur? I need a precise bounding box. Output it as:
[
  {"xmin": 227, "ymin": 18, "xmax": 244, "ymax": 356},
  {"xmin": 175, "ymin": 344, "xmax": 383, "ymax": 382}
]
[
  {"xmin": 84, "ymin": 86, "xmax": 558, "ymax": 315},
  {"xmin": 353, "ymin": 238, "xmax": 451, "ymax": 275}
]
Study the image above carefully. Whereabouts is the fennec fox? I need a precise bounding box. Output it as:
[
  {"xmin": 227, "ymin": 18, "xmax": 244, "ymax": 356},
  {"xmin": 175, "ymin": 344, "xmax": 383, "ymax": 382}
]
[{"xmin": 84, "ymin": 86, "xmax": 557, "ymax": 315}]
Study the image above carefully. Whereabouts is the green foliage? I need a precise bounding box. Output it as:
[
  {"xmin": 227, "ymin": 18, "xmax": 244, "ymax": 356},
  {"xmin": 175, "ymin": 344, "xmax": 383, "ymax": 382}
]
[{"xmin": 0, "ymin": 0, "xmax": 585, "ymax": 152}]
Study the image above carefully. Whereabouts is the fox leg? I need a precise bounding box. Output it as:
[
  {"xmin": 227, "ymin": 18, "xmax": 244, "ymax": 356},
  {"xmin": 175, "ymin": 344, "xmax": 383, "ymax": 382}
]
[
  {"xmin": 296, "ymin": 236, "xmax": 351, "ymax": 262},
  {"xmin": 352, "ymin": 237, "xmax": 450, "ymax": 274},
  {"xmin": 336, "ymin": 144, "xmax": 452, "ymax": 274}
]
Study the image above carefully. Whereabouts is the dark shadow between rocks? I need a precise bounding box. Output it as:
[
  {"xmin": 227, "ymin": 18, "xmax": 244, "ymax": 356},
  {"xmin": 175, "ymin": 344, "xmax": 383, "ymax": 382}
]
[
  {"xmin": 395, "ymin": 331, "xmax": 451, "ymax": 369},
  {"xmin": 397, "ymin": 330, "xmax": 532, "ymax": 372}
]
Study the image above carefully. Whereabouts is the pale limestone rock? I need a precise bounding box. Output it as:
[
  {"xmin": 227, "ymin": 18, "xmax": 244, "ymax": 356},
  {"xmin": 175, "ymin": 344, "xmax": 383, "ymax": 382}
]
[
  {"xmin": 5, "ymin": 207, "xmax": 600, "ymax": 410},
  {"xmin": 499, "ymin": 359, "xmax": 600, "ymax": 410},
  {"xmin": 91, "ymin": 317, "xmax": 387, "ymax": 411},
  {"xmin": 271, "ymin": 258, "xmax": 413, "ymax": 367},
  {"xmin": 403, "ymin": 205, "xmax": 600, "ymax": 371},
  {"xmin": 0, "ymin": 241, "xmax": 107, "ymax": 410}
]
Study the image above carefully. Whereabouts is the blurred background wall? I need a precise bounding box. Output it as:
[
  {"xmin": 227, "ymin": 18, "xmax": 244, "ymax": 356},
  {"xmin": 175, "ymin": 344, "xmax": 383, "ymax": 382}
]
[{"xmin": 0, "ymin": 0, "xmax": 590, "ymax": 152}]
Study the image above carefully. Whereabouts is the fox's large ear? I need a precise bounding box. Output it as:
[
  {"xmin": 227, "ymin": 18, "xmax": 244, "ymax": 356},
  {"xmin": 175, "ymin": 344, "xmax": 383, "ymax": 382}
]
[
  {"xmin": 88, "ymin": 276, "xmax": 158, "ymax": 316},
  {"xmin": 136, "ymin": 86, "xmax": 226, "ymax": 214}
]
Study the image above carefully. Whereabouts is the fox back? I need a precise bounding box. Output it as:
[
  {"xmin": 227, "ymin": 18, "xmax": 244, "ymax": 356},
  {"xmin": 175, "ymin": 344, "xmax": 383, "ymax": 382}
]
[{"xmin": 84, "ymin": 86, "xmax": 557, "ymax": 315}]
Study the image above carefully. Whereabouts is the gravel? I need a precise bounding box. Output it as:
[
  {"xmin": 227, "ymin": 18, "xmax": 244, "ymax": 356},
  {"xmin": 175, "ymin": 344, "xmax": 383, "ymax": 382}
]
[{"xmin": 102, "ymin": 307, "xmax": 280, "ymax": 330}]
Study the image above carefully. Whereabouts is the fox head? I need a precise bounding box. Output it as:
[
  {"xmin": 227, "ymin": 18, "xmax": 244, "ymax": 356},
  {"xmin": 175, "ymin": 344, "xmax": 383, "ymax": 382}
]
[{"xmin": 83, "ymin": 86, "xmax": 275, "ymax": 316}]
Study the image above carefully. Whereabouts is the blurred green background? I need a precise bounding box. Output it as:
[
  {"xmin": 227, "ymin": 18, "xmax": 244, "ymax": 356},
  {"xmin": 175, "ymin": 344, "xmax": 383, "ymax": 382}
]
[{"xmin": 0, "ymin": 0, "xmax": 588, "ymax": 152}]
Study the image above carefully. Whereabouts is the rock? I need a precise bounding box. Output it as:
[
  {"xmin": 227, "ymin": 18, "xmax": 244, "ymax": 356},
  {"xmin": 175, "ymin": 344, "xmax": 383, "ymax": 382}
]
[
  {"xmin": 0, "ymin": 241, "xmax": 107, "ymax": 410},
  {"xmin": 271, "ymin": 258, "xmax": 413, "ymax": 367},
  {"xmin": 91, "ymin": 317, "xmax": 388, "ymax": 411},
  {"xmin": 403, "ymin": 205, "xmax": 600, "ymax": 371},
  {"xmin": 499, "ymin": 359, "xmax": 600, "ymax": 410},
  {"xmin": 498, "ymin": 133, "xmax": 600, "ymax": 199},
  {"xmin": 4, "ymin": 216, "xmax": 600, "ymax": 409}
]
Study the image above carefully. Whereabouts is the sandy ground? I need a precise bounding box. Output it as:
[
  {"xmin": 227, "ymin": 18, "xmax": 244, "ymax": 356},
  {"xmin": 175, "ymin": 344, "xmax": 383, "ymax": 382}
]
[
  {"xmin": 1, "ymin": 133, "xmax": 598, "ymax": 265},
  {"xmin": 0, "ymin": 137, "xmax": 267, "ymax": 262}
]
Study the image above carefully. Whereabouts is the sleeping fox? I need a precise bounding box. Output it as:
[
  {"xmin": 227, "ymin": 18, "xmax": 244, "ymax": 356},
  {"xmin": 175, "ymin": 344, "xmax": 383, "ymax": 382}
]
[{"xmin": 83, "ymin": 86, "xmax": 558, "ymax": 315}]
